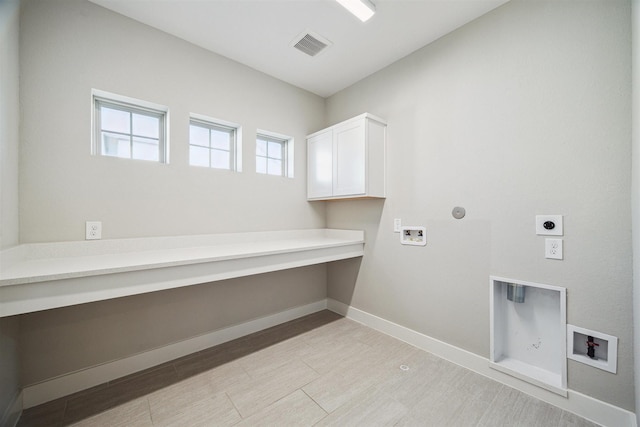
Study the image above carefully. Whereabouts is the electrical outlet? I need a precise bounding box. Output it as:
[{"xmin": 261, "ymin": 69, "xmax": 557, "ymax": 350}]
[
  {"xmin": 545, "ymin": 238, "xmax": 563, "ymax": 260},
  {"xmin": 536, "ymin": 215, "xmax": 563, "ymax": 236},
  {"xmin": 86, "ymin": 221, "xmax": 102, "ymax": 240},
  {"xmin": 393, "ymin": 218, "xmax": 402, "ymax": 233}
]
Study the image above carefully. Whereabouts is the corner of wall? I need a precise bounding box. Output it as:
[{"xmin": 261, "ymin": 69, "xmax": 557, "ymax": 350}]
[
  {"xmin": 0, "ymin": 0, "xmax": 20, "ymax": 250},
  {"xmin": 631, "ymin": 0, "xmax": 640, "ymax": 424},
  {"xmin": 0, "ymin": 0, "xmax": 22, "ymax": 423}
]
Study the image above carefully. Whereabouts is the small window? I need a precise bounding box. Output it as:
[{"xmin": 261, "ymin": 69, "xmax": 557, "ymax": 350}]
[
  {"xmin": 189, "ymin": 119, "xmax": 238, "ymax": 170},
  {"xmin": 256, "ymin": 132, "xmax": 293, "ymax": 177},
  {"xmin": 93, "ymin": 92, "xmax": 167, "ymax": 162}
]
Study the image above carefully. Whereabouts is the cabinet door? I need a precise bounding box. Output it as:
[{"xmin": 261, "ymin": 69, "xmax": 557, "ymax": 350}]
[
  {"xmin": 333, "ymin": 119, "xmax": 366, "ymax": 196},
  {"xmin": 307, "ymin": 130, "xmax": 333, "ymax": 199}
]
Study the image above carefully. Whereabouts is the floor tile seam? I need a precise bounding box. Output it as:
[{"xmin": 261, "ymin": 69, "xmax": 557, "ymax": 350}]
[
  {"xmin": 302, "ymin": 388, "xmax": 331, "ymax": 426},
  {"xmin": 222, "ymin": 390, "xmax": 244, "ymax": 424},
  {"xmin": 297, "ymin": 356, "xmax": 331, "ymax": 377},
  {"xmin": 502, "ymin": 388, "xmax": 532, "ymax": 421},
  {"xmin": 237, "ymin": 349, "xmax": 303, "ymax": 379},
  {"xmin": 234, "ymin": 360, "xmax": 255, "ymax": 383},
  {"xmin": 300, "ymin": 336, "xmax": 355, "ymax": 353},
  {"xmin": 474, "ymin": 383, "xmax": 506, "ymax": 426},
  {"xmin": 143, "ymin": 397, "xmax": 154, "ymax": 426},
  {"xmin": 299, "ymin": 369, "xmax": 324, "ymax": 394},
  {"xmin": 240, "ymin": 359, "xmax": 310, "ymax": 384},
  {"xmin": 264, "ymin": 387, "xmax": 329, "ymax": 424},
  {"xmin": 149, "ymin": 393, "xmax": 223, "ymax": 425},
  {"xmin": 405, "ymin": 389, "xmax": 470, "ymax": 425},
  {"xmin": 336, "ymin": 381, "xmax": 413, "ymax": 423},
  {"xmin": 262, "ymin": 361, "xmax": 324, "ymax": 401},
  {"xmin": 300, "ymin": 376, "xmax": 339, "ymax": 415},
  {"xmin": 504, "ymin": 390, "xmax": 539, "ymax": 420},
  {"xmin": 308, "ymin": 382, "xmax": 374, "ymax": 422},
  {"xmin": 375, "ymin": 382, "xmax": 410, "ymax": 413},
  {"xmin": 60, "ymin": 397, "xmax": 69, "ymax": 424},
  {"xmin": 298, "ymin": 355, "xmax": 322, "ymax": 377},
  {"xmin": 301, "ymin": 343, "xmax": 379, "ymax": 371}
]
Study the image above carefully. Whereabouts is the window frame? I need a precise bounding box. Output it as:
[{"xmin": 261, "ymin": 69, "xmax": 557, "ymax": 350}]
[
  {"xmin": 188, "ymin": 115, "xmax": 241, "ymax": 171},
  {"xmin": 92, "ymin": 90, "xmax": 169, "ymax": 163},
  {"xmin": 256, "ymin": 130, "xmax": 294, "ymax": 178}
]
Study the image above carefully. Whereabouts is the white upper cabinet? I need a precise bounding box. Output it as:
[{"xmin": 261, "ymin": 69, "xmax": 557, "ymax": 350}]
[
  {"xmin": 307, "ymin": 129, "xmax": 333, "ymax": 199},
  {"xmin": 307, "ymin": 113, "xmax": 386, "ymax": 201}
]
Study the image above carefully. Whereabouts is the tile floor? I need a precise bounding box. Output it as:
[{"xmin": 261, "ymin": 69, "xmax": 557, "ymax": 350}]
[{"xmin": 17, "ymin": 310, "xmax": 599, "ymax": 426}]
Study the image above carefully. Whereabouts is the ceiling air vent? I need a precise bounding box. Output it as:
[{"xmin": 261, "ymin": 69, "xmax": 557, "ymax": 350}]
[{"xmin": 291, "ymin": 30, "xmax": 332, "ymax": 57}]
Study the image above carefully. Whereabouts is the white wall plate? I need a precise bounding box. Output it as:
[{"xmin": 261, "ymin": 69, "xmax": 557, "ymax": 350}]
[{"xmin": 536, "ymin": 215, "xmax": 563, "ymax": 236}]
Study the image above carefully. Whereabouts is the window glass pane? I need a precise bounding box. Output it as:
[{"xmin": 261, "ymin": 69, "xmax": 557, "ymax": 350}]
[
  {"xmin": 101, "ymin": 107, "xmax": 130, "ymax": 133},
  {"xmin": 190, "ymin": 125, "xmax": 209, "ymax": 147},
  {"xmin": 211, "ymin": 129, "xmax": 231, "ymax": 150},
  {"xmin": 132, "ymin": 113, "xmax": 159, "ymax": 138},
  {"xmin": 95, "ymin": 96, "xmax": 166, "ymax": 163},
  {"xmin": 211, "ymin": 149, "xmax": 230, "ymax": 169},
  {"xmin": 267, "ymin": 158, "xmax": 283, "ymax": 176},
  {"xmin": 132, "ymin": 136, "xmax": 159, "ymax": 161},
  {"xmin": 190, "ymin": 146, "xmax": 209, "ymax": 167},
  {"xmin": 256, "ymin": 139, "xmax": 267, "ymax": 157},
  {"xmin": 256, "ymin": 156, "xmax": 267, "ymax": 174},
  {"xmin": 102, "ymin": 132, "xmax": 130, "ymax": 158},
  {"xmin": 268, "ymin": 141, "xmax": 283, "ymax": 159},
  {"xmin": 189, "ymin": 119, "xmax": 238, "ymax": 170}
]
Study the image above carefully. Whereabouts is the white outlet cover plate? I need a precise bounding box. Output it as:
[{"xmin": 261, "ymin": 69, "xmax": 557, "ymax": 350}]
[
  {"xmin": 545, "ymin": 238, "xmax": 563, "ymax": 260},
  {"xmin": 86, "ymin": 221, "xmax": 102, "ymax": 240},
  {"xmin": 536, "ymin": 215, "xmax": 563, "ymax": 236}
]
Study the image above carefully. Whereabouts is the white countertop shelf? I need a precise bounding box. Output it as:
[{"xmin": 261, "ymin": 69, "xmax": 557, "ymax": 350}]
[{"xmin": 0, "ymin": 229, "xmax": 364, "ymax": 317}]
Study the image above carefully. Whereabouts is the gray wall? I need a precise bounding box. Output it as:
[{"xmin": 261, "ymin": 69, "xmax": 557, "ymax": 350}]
[
  {"xmin": 0, "ymin": 0, "xmax": 21, "ymax": 422},
  {"xmin": 16, "ymin": 0, "xmax": 328, "ymax": 391},
  {"xmin": 326, "ymin": 0, "xmax": 634, "ymax": 411},
  {"xmin": 19, "ymin": 0, "xmax": 326, "ymax": 243},
  {"xmin": 632, "ymin": 0, "xmax": 640, "ymax": 424}
]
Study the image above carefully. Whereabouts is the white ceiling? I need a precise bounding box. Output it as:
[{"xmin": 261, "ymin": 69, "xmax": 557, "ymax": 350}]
[{"xmin": 89, "ymin": 0, "xmax": 509, "ymax": 98}]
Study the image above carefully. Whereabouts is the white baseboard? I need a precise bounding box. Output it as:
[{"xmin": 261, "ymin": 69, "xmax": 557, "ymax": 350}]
[
  {"xmin": 22, "ymin": 299, "xmax": 328, "ymax": 409},
  {"xmin": 0, "ymin": 389, "xmax": 22, "ymax": 427},
  {"xmin": 326, "ymin": 298, "xmax": 637, "ymax": 427}
]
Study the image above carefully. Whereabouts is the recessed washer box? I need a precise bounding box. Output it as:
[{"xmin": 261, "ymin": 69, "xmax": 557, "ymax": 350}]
[
  {"xmin": 567, "ymin": 325, "xmax": 617, "ymax": 374},
  {"xmin": 490, "ymin": 276, "xmax": 567, "ymax": 396},
  {"xmin": 400, "ymin": 226, "xmax": 426, "ymax": 246}
]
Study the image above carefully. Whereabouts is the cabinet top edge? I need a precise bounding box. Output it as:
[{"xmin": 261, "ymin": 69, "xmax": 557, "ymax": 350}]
[{"xmin": 307, "ymin": 112, "xmax": 387, "ymax": 138}]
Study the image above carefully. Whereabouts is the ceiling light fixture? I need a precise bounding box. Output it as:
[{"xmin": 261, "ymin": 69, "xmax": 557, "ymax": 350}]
[{"xmin": 336, "ymin": 0, "xmax": 376, "ymax": 22}]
